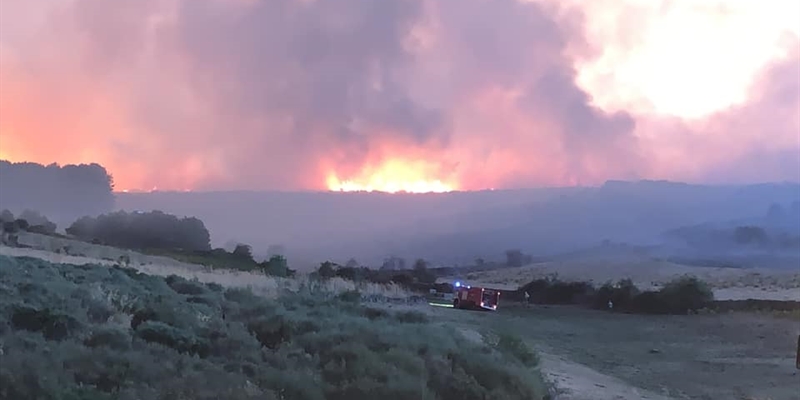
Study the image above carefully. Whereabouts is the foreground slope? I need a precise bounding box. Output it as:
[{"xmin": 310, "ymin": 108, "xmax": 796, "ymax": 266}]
[{"xmin": 0, "ymin": 255, "xmax": 548, "ymax": 400}]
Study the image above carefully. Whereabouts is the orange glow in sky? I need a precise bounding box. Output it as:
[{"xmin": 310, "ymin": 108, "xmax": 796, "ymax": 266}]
[
  {"xmin": 0, "ymin": 0, "xmax": 798, "ymax": 191},
  {"xmin": 326, "ymin": 158, "xmax": 457, "ymax": 193}
]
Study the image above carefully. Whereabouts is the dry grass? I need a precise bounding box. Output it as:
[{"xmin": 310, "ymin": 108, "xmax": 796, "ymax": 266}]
[
  {"xmin": 0, "ymin": 244, "xmax": 411, "ymax": 301},
  {"xmin": 439, "ymin": 254, "xmax": 800, "ymax": 301}
]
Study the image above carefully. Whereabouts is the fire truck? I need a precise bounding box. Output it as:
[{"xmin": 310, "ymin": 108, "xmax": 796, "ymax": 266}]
[{"xmin": 452, "ymin": 282, "xmax": 500, "ymax": 311}]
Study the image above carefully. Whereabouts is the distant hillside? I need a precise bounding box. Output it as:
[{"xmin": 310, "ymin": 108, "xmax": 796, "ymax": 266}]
[
  {"xmin": 385, "ymin": 181, "xmax": 800, "ymax": 261},
  {"xmin": 116, "ymin": 180, "xmax": 800, "ymax": 265},
  {"xmin": 662, "ymin": 201, "xmax": 800, "ymax": 253},
  {"xmin": 0, "ymin": 160, "xmax": 115, "ymax": 225}
]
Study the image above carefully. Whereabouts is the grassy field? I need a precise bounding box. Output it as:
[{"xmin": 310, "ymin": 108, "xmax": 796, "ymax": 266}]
[
  {"xmin": 439, "ymin": 250, "xmax": 800, "ymax": 302},
  {"xmin": 434, "ymin": 303, "xmax": 800, "ymax": 400},
  {"xmin": 0, "ymin": 254, "xmax": 549, "ymax": 400}
]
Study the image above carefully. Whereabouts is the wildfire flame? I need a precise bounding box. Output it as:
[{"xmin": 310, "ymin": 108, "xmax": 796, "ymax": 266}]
[{"xmin": 326, "ymin": 158, "xmax": 457, "ymax": 194}]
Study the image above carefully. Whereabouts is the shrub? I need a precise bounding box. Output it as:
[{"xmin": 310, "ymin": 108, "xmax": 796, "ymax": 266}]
[
  {"xmin": 593, "ymin": 279, "xmax": 639, "ymax": 310},
  {"xmin": 10, "ymin": 306, "xmax": 82, "ymax": 341},
  {"xmin": 394, "ymin": 310, "xmax": 429, "ymax": 324},
  {"xmin": 0, "ymin": 255, "xmax": 549, "ymax": 400},
  {"xmin": 134, "ymin": 320, "xmax": 209, "ymax": 357},
  {"xmin": 165, "ymin": 275, "xmax": 207, "ymax": 296},
  {"xmin": 494, "ymin": 334, "xmax": 539, "ymax": 368},
  {"xmin": 337, "ymin": 290, "xmax": 362, "ymax": 303},
  {"xmin": 18, "ymin": 209, "xmax": 57, "ymax": 235},
  {"xmin": 84, "ymin": 327, "xmax": 131, "ymax": 350},
  {"xmin": 519, "ymin": 275, "xmax": 714, "ymax": 315},
  {"xmin": 658, "ymin": 275, "xmax": 713, "ymax": 314},
  {"xmin": 260, "ymin": 255, "xmax": 295, "ymax": 277},
  {"xmin": 520, "ymin": 277, "xmax": 594, "ymax": 305}
]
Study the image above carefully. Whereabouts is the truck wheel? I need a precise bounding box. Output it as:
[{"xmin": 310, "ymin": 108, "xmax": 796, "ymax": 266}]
[{"xmin": 453, "ymin": 299, "xmax": 460, "ymax": 309}]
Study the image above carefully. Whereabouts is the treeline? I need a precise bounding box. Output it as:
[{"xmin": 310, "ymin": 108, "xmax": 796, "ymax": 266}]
[
  {"xmin": 665, "ymin": 201, "xmax": 800, "ymax": 251},
  {"xmin": 317, "ymin": 259, "xmax": 716, "ymax": 315},
  {"xmin": 0, "ymin": 160, "xmax": 115, "ymax": 222},
  {"xmin": 66, "ymin": 210, "xmax": 295, "ymax": 277},
  {"xmin": 67, "ymin": 210, "xmax": 211, "ymax": 252},
  {"xmin": 1, "ymin": 209, "xmax": 57, "ymax": 236},
  {"xmin": 667, "ymin": 224, "xmax": 800, "ymax": 250},
  {"xmin": 514, "ymin": 276, "xmax": 714, "ymax": 315},
  {"xmin": 2, "ymin": 208, "xmax": 295, "ymax": 277},
  {"xmin": 312, "ymin": 259, "xmax": 439, "ymax": 287}
]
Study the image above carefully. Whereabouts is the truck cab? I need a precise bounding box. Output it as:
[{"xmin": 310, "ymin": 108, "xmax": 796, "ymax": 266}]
[{"xmin": 452, "ymin": 282, "xmax": 500, "ymax": 311}]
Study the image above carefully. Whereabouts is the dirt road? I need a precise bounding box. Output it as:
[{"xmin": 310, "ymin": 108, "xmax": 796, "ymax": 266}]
[{"xmin": 435, "ymin": 304, "xmax": 800, "ymax": 400}]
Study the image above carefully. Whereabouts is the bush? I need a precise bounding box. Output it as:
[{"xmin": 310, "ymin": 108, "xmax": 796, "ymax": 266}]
[
  {"xmin": 494, "ymin": 334, "xmax": 539, "ymax": 368},
  {"xmin": 18, "ymin": 209, "xmax": 57, "ymax": 235},
  {"xmin": 658, "ymin": 275, "xmax": 713, "ymax": 314},
  {"xmin": 519, "ymin": 275, "xmax": 714, "ymax": 315},
  {"xmin": 260, "ymin": 255, "xmax": 295, "ymax": 277},
  {"xmin": 0, "ymin": 255, "xmax": 549, "ymax": 400},
  {"xmin": 592, "ymin": 278, "xmax": 639, "ymax": 310},
  {"xmin": 520, "ymin": 277, "xmax": 595, "ymax": 305}
]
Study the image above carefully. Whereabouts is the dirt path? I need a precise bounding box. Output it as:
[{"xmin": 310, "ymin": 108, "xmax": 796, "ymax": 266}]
[
  {"xmin": 438, "ymin": 304, "xmax": 800, "ymax": 400},
  {"xmin": 537, "ymin": 351, "xmax": 673, "ymax": 400},
  {"xmin": 454, "ymin": 324, "xmax": 674, "ymax": 400}
]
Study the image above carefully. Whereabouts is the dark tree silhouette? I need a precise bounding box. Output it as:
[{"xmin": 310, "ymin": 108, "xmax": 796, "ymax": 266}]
[
  {"xmin": 412, "ymin": 259, "xmax": 437, "ymax": 284},
  {"xmin": 0, "ymin": 160, "xmax": 114, "ymax": 223},
  {"xmin": 505, "ymin": 249, "xmax": 524, "ymax": 267},
  {"xmin": 66, "ymin": 210, "xmax": 211, "ymax": 251},
  {"xmin": 316, "ymin": 261, "xmax": 337, "ymax": 279},
  {"xmin": 232, "ymin": 244, "xmax": 254, "ymax": 260}
]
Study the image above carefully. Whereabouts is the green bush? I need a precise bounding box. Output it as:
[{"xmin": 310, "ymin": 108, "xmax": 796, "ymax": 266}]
[
  {"xmin": 0, "ymin": 255, "xmax": 549, "ymax": 400},
  {"xmin": 494, "ymin": 334, "xmax": 539, "ymax": 368},
  {"xmin": 520, "ymin": 277, "xmax": 595, "ymax": 305},
  {"xmin": 658, "ymin": 275, "xmax": 714, "ymax": 314},
  {"xmin": 520, "ymin": 275, "xmax": 714, "ymax": 315}
]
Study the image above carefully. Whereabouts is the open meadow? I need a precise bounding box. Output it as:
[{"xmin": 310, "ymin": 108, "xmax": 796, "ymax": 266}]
[{"xmin": 439, "ymin": 248, "xmax": 800, "ymax": 302}]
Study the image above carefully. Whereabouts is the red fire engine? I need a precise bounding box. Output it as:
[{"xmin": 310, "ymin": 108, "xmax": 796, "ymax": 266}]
[{"xmin": 452, "ymin": 282, "xmax": 500, "ymax": 311}]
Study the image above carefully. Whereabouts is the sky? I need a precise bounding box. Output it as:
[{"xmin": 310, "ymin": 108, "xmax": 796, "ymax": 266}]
[{"xmin": 0, "ymin": 0, "xmax": 798, "ymax": 192}]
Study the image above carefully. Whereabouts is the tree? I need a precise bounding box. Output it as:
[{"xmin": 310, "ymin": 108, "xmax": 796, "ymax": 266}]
[
  {"xmin": 317, "ymin": 261, "xmax": 337, "ymax": 279},
  {"xmin": 261, "ymin": 255, "xmax": 294, "ymax": 277},
  {"xmin": 66, "ymin": 210, "xmax": 211, "ymax": 251},
  {"xmin": 232, "ymin": 243, "xmax": 254, "ymax": 261},
  {"xmin": 0, "ymin": 160, "xmax": 114, "ymax": 222},
  {"xmin": 14, "ymin": 219, "xmax": 29, "ymax": 231},
  {"xmin": 18, "ymin": 209, "xmax": 57, "ymax": 235},
  {"xmin": 412, "ymin": 259, "xmax": 437, "ymax": 284},
  {"xmin": 267, "ymin": 244, "xmax": 286, "ymax": 257},
  {"xmin": 0, "ymin": 209, "xmax": 14, "ymax": 223},
  {"xmin": 381, "ymin": 256, "xmax": 406, "ymax": 270},
  {"xmin": 505, "ymin": 249, "xmax": 524, "ymax": 268}
]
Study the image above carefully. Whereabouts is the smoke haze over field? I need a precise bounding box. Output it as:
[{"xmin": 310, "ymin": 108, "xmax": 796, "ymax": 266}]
[{"xmin": 1, "ymin": 0, "xmax": 799, "ymax": 191}]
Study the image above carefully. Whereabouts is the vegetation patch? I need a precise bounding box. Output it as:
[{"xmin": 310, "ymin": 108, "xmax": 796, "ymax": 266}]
[
  {"xmin": 517, "ymin": 275, "xmax": 715, "ymax": 315},
  {"xmin": 0, "ymin": 255, "xmax": 548, "ymax": 400}
]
